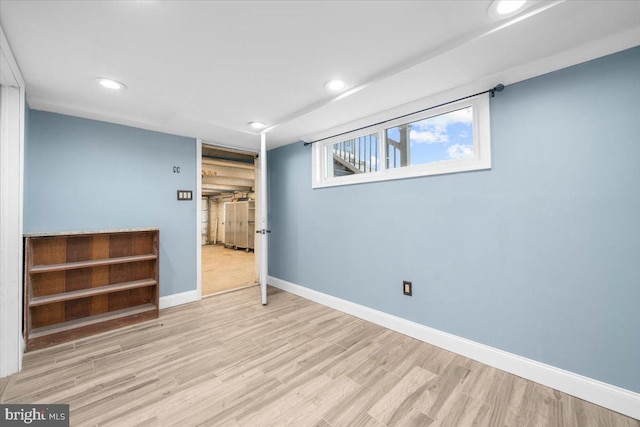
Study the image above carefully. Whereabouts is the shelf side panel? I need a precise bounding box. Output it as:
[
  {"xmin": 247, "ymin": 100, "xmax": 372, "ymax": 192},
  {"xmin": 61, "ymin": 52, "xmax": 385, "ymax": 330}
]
[{"xmin": 153, "ymin": 230, "xmax": 159, "ymax": 308}]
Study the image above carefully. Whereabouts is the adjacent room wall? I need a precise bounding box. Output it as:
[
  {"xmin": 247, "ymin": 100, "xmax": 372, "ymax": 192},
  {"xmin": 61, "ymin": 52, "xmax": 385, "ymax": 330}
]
[
  {"xmin": 268, "ymin": 46, "xmax": 640, "ymax": 393},
  {"xmin": 24, "ymin": 111, "xmax": 197, "ymax": 297}
]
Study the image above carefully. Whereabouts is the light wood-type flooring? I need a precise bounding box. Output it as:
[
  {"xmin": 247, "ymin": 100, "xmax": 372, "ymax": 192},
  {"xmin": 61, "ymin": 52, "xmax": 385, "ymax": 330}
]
[
  {"xmin": 1, "ymin": 286, "xmax": 638, "ymax": 427},
  {"xmin": 202, "ymin": 244, "xmax": 256, "ymax": 295}
]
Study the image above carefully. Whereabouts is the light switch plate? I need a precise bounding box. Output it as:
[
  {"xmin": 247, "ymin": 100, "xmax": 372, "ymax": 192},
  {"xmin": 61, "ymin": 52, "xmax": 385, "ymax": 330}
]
[
  {"xmin": 177, "ymin": 190, "xmax": 193, "ymax": 201},
  {"xmin": 403, "ymin": 281, "xmax": 412, "ymax": 296}
]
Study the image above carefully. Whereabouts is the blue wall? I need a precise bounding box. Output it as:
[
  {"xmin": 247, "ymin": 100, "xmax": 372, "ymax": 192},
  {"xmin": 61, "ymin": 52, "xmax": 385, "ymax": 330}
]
[
  {"xmin": 25, "ymin": 111, "xmax": 197, "ymax": 297},
  {"xmin": 268, "ymin": 46, "xmax": 640, "ymax": 392}
]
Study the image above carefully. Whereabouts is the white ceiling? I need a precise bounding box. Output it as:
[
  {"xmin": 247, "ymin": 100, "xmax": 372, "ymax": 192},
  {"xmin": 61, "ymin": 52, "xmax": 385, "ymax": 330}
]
[{"xmin": 1, "ymin": 1, "xmax": 639, "ymax": 151}]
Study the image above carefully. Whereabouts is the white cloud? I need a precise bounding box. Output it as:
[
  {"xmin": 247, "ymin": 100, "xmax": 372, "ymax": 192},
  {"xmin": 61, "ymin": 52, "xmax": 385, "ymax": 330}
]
[
  {"xmin": 405, "ymin": 106, "xmax": 473, "ymax": 145},
  {"xmin": 409, "ymin": 125, "xmax": 448, "ymax": 144},
  {"xmin": 447, "ymin": 144, "xmax": 474, "ymax": 159},
  {"xmin": 427, "ymin": 107, "xmax": 473, "ymax": 127}
]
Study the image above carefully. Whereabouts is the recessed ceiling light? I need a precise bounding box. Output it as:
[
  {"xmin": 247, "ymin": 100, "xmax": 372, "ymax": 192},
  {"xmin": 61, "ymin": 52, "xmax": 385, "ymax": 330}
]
[
  {"xmin": 488, "ymin": 0, "xmax": 527, "ymax": 19},
  {"xmin": 249, "ymin": 121, "xmax": 266, "ymax": 130},
  {"xmin": 324, "ymin": 79, "xmax": 346, "ymax": 92},
  {"xmin": 96, "ymin": 77, "xmax": 126, "ymax": 90}
]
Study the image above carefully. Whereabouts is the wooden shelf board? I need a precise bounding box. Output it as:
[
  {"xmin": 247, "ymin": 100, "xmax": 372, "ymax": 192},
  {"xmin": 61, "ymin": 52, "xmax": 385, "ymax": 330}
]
[
  {"xmin": 29, "ymin": 279, "xmax": 158, "ymax": 307},
  {"xmin": 30, "ymin": 304, "xmax": 157, "ymax": 339},
  {"xmin": 31, "ymin": 254, "xmax": 157, "ymax": 273},
  {"xmin": 24, "ymin": 227, "xmax": 159, "ymax": 238}
]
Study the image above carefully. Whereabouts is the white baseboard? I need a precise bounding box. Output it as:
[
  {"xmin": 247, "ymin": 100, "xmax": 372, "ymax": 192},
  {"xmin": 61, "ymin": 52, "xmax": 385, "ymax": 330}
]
[
  {"xmin": 159, "ymin": 289, "xmax": 200, "ymax": 309},
  {"xmin": 268, "ymin": 275, "xmax": 640, "ymax": 420}
]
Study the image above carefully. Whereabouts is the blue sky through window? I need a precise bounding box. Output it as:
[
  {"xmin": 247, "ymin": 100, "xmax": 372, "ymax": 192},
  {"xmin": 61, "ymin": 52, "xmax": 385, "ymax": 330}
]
[
  {"xmin": 387, "ymin": 107, "xmax": 474, "ymax": 167},
  {"xmin": 330, "ymin": 106, "xmax": 475, "ymax": 177}
]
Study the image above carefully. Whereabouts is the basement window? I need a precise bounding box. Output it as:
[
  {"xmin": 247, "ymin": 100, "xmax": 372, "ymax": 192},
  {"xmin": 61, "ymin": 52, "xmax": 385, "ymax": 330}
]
[{"xmin": 312, "ymin": 93, "xmax": 491, "ymax": 188}]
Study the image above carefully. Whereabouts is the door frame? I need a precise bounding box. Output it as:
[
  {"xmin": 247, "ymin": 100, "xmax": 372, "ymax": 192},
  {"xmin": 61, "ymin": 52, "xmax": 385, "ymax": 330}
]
[
  {"xmin": 0, "ymin": 25, "xmax": 26, "ymax": 378},
  {"xmin": 258, "ymin": 132, "xmax": 268, "ymax": 305},
  {"xmin": 196, "ymin": 139, "xmax": 261, "ymax": 300},
  {"xmin": 196, "ymin": 139, "xmax": 202, "ymax": 299}
]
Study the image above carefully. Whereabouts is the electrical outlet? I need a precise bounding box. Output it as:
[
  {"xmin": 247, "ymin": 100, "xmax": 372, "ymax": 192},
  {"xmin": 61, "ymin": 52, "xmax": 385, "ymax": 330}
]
[{"xmin": 403, "ymin": 281, "xmax": 412, "ymax": 296}]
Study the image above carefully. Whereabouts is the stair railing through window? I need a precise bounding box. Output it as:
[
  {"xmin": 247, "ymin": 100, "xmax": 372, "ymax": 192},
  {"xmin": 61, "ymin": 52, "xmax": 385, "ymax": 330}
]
[{"xmin": 331, "ymin": 133, "xmax": 379, "ymax": 176}]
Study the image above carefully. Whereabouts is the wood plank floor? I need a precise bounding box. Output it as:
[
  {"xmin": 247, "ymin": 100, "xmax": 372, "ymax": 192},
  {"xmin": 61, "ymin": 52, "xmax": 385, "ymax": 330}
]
[{"xmin": 2, "ymin": 286, "xmax": 638, "ymax": 427}]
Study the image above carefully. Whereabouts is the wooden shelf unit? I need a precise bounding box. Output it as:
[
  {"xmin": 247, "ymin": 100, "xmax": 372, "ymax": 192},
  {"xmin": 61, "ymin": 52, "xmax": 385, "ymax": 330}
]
[{"xmin": 24, "ymin": 229, "xmax": 160, "ymax": 351}]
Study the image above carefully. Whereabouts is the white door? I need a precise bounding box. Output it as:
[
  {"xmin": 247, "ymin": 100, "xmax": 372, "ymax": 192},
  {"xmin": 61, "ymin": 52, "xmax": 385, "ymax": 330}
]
[{"xmin": 258, "ymin": 133, "xmax": 269, "ymax": 305}]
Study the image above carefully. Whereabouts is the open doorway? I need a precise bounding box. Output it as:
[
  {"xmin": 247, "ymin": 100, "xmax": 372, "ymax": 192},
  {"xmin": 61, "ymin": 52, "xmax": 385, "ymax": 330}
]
[{"xmin": 201, "ymin": 144, "xmax": 259, "ymax": 296}]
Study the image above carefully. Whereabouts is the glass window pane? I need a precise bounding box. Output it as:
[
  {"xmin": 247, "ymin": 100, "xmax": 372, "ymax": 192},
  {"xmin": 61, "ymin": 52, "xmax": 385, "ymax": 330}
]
[
  {"xmin": 385, "ymin": 125, "xmax": 409, "ymax": 169},
  {"xmin": 386, "ymin": 106, "xmax": 474, "ymax": 169},
  {"xmin": 326, "ymin": 133, "xmax": 380, "ymax": 178}
]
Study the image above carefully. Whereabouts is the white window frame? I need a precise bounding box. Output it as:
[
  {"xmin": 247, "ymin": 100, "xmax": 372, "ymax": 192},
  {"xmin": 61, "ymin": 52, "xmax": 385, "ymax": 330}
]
[{"xmin": 312, "ymin": 93, "xmax": 491, "ymax": 188}]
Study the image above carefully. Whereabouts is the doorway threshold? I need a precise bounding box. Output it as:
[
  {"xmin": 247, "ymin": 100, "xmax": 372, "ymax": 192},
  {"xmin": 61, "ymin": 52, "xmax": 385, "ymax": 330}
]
[{"xmin": 202, "ymin": 283, "xmax": 259, "ymax": 299}]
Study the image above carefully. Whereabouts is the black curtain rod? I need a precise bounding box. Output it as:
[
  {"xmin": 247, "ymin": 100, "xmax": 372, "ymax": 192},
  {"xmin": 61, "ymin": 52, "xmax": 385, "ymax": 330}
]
[{"xmin": 303, "ymin": 84, "xmax": 505, "ymax": 146}]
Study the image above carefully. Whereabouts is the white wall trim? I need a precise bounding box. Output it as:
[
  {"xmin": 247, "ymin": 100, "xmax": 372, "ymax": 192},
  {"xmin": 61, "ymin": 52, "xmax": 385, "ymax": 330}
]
[
  {"xmin": 0, "ymin": 24, "xmax": 26, "ymax": 379},
  {"xmin": 159, "ymin": 290, "xmax": 200, "ymax": 310},
  {"xmin": 268, "ymin": 275, "xmax": 640, "ymax": 420},
  {"xmin": 196, "ymin": 138, "xmax": 203, "ymax": 300}
]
